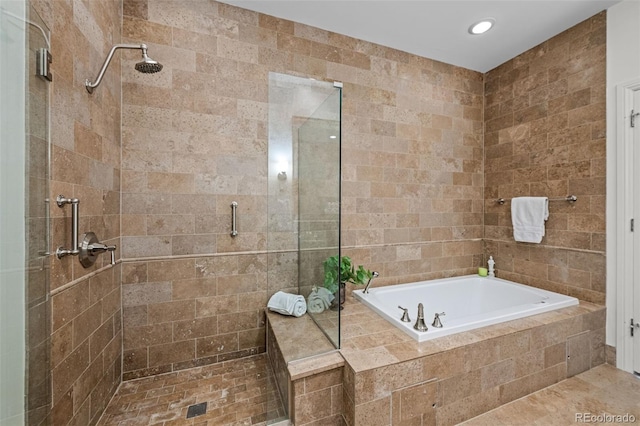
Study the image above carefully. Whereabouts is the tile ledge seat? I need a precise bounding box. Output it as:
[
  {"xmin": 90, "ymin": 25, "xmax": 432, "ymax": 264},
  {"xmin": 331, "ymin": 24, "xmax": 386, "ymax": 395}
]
[{"xmin": 266, "ymin": 310, "xmax": 344, "ymax": 381}]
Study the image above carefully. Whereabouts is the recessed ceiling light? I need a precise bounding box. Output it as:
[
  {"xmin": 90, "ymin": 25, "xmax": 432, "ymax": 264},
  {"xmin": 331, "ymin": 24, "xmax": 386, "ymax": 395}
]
[
  {"xmin": 329, "ymin": 135, "xmax": 337, "ymax": 139},
  {"xmin": 469, "ymin": 18, "xmax": 495, "ymax": 35}
]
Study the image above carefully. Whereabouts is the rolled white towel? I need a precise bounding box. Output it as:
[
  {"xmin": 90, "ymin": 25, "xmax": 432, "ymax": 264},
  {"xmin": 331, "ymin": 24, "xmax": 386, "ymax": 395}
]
[
  {"xmin": 267, "ymin": 291, "xmax": 307, "ymax": 317},
  {"xmin": 307, "ymin": 287, "xmax": 335, "ymax": 314}
]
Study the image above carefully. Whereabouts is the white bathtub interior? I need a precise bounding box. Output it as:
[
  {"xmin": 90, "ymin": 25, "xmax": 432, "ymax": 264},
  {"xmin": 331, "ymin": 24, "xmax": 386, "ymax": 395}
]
[{"xmin": 353, "ymin": 275, "xmax": 579, "ymax": 342}]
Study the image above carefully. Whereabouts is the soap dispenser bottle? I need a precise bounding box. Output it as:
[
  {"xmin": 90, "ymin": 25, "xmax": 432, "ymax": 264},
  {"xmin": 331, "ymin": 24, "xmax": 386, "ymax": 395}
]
[{"xmin": 488, "ymin": 256, "xmax": 495, "ymax": 277}]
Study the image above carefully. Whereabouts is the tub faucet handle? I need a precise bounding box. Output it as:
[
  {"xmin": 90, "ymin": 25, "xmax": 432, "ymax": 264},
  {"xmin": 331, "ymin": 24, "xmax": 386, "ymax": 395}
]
[
  {"xmin": 413, "ymin": 303, "xmax": 428, "ymax": 332},
  {"xmin": 432, "ymin": 312, "xmax": 445, "ymax": 328},
  {"xmin": 398, "ymin": 306, "xmax": 411, "ymax": 322}
]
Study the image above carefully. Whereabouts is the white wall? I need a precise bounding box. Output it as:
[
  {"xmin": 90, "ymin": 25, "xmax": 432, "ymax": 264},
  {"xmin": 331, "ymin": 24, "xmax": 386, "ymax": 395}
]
[
  {"xmin": 606, "ymin": 0, "xmax": 640, "ymax": 352},
  {"xmin": 0, "ymin": 1, "xmax": 27, "ymax": 425}
]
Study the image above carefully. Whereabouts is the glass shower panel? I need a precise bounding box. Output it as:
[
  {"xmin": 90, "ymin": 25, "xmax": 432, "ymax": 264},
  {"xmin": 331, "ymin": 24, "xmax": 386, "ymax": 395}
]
[
  {"xmin": 266, "ymin": 73, "xmax": 341, "ymax": 348},
  {"xmin": 266, "ymin": 74, "xmax": 341, "ymax": 424},
  {"xmin": 297, "ymin": 89, "xmax": 341, "ymax": 348}
]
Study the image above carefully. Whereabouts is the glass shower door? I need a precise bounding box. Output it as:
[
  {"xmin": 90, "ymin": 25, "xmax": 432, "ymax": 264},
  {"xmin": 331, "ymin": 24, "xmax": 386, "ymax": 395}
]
[
  {"xmin": 24, "ymin": 5, "xmax": 51, "ymax": 424},
  {"xmin": 0, "ymin": 3, "xmax": 51, "ymax": 424},
  {"xmin": 0, "ymin": 2, "xmax": 28, "ymax": 422}
]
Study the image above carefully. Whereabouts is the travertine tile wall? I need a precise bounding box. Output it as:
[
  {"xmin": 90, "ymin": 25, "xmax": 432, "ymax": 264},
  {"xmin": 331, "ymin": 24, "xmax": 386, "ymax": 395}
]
[
  {"xmin": 46, "ymin": 0, "xmax": 123, "ymax": 289},
  {"xmin": 121, "ymin": 255, "xmax": 273, "ymax": 380},
  {"xmin": 266, "ymin": 321, "xmax": 289, "ymax": 418},
  {"xmin": 291, "ymin": 368, "xmax": 344, "ymax": 425},
  {"xmin": 30, "ymin": 0, "xmax": 123, "ymax": 423},
  {"xmin": 120, "ymin": 0, "xmax": 484, "ymax": 376},
  {"xmin": 14, "ymin": 0, "xmax": 611, "ymax": 423},
  {"xmin": 50, "ymin": 266, "xmax": 122, "ymax": 425},
  {"xmin": 483, "ymin": 12, "xmax": 606, "ymax": 304}
]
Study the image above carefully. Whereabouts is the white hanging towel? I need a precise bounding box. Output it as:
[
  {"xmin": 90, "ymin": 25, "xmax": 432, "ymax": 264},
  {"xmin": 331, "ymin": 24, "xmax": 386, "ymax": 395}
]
[
  {"xmin": 511, "ymin": 197, "xmax": 549, "ymax": 243},
  {"xmin": 267, "ymin": 291, "xmax": 307, "ymax": 317}
]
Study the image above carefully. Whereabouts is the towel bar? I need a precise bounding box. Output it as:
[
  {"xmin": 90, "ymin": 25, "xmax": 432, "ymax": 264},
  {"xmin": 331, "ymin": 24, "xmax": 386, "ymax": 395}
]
[{"xmin": 496, "ymin": 195, "xmax": 577, "ymax": 205}]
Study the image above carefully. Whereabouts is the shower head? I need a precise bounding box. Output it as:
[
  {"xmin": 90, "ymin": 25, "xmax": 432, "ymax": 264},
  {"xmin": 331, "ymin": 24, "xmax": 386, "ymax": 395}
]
[
  {"xmin": 135, "ymin": 47, "xmax": 163, "ymax": 74},
  {"xmin": 85, "ymin": 43, "xmax": 163, "ymax": 93}
]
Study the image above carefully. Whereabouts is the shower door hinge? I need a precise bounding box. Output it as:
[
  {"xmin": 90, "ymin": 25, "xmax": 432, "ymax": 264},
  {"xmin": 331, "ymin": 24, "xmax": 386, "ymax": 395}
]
[
  {"xmin": 37, "ymin": 48, "xmax": 52, "ymax": 81},
  {"xmin": 631, "ymin": 109, "xmax": 640, "ymax": 128}
]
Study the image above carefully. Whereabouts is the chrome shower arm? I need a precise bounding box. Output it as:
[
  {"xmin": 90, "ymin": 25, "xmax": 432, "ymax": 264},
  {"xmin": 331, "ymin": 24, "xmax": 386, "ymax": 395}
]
[{"xmin": 85, "ymin": 43, "xmax": 146, "ymax": 93}]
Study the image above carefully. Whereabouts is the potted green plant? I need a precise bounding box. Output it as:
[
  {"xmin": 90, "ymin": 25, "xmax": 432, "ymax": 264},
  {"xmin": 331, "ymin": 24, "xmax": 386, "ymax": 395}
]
[{"xmin": 323, "ymin": 255, "xmax": 373, "ymax": 310}]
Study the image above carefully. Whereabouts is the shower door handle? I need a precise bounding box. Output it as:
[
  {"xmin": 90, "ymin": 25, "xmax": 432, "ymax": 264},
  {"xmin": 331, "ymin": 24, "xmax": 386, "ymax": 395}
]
[{"xmin": 231, "ymin": 201, "xmax": 238, "ymax": 237}]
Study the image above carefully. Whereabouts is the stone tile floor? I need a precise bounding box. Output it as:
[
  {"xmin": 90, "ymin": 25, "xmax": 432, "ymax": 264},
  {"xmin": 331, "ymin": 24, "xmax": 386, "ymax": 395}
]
[
  {"xmin": 100, "ymin": 358, "xmax": 637, "ymax": 426},
  {"xmin": 462, "ymin": 364, "xmax": 640, "ymax": 425},
  {"xmin": 98, "ymin": 354, "xmax": 285, "ymax": 426}
]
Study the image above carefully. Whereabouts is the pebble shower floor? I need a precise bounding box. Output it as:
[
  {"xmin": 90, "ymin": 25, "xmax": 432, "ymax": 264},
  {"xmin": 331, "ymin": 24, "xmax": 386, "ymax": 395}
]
[{"xmin": 98, "ymin": 354, "xmax": 285, "ymax": 425}]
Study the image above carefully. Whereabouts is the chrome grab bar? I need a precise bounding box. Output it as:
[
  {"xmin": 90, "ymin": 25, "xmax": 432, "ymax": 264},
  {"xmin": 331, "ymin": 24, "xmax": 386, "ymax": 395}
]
[
  {"xmin": 231, "ymin": 201, "xmax": 238, "ymax": 237},
  {"xmin": 56, "ymin": 195, "xmax": 80, "ymax": 258},
  {"xmin": 55, "ymin": 195, "xmax": 117, "ymax": 268}
]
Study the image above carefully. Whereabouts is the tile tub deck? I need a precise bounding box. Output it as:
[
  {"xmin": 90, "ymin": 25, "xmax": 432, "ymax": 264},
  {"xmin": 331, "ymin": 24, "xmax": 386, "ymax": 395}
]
[{"xmin": 267, "ymin": 292, "xmax": 607, "ymax": 425}]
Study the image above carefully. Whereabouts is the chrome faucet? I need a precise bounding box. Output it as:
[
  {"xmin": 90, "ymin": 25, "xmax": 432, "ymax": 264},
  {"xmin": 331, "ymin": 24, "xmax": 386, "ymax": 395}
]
[
  {"xmin": 413, "ymin": 303, "xmax": 428, "ymax": 332},
  {"xmin": 432, "ymin": 312, "xmax": 445, "ymax": 328},
  {"xmin": 363, "ymin": 271, "xmax": 380, "ymax": 294},
  {"xmin": 398, "ymin": 306, "xmax": 411, "ymax": 322}
]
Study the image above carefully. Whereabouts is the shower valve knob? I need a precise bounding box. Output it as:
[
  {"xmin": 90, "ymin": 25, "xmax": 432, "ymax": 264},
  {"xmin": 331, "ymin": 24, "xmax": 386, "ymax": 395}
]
[
  {"xmin": 79, "ymin": 232, "xmax": 117, "ymax": 268},
  {"xmin": 89, "ymin": 242, "xmax": 116, "ymax": 254}
]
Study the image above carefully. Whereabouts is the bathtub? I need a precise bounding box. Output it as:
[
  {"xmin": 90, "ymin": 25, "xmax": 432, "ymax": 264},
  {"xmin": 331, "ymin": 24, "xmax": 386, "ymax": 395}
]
[{"xmin": 353, "ymin": 275, "xmax": 579, "ymax": 342}]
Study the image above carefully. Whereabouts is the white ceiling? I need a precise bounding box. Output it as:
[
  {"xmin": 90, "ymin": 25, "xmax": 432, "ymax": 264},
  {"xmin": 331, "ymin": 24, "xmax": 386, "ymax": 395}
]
[{"xmin": 219, "ymin": 0, "xmax": 619, "ymax": 73}]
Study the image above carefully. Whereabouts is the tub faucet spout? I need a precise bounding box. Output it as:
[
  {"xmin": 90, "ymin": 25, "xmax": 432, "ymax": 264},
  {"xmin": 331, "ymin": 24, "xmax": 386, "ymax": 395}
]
[
  {"xmin": 363, "ymin": 271, "xmax": 380, "ymax": 294},
  {"xmin": 413, "ymin": 303, "xmax": 428, "ymax": 332}
]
